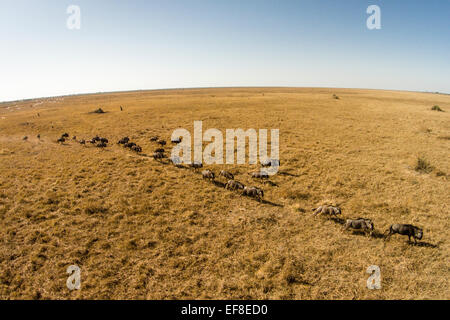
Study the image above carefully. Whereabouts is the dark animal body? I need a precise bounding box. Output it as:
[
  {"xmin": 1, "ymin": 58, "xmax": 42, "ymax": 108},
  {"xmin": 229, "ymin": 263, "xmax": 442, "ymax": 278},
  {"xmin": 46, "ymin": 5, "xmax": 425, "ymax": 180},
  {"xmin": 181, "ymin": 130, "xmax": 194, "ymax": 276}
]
[{"xmin": 385, "ymin": 224, "xmax": 423, "ymax": 243}]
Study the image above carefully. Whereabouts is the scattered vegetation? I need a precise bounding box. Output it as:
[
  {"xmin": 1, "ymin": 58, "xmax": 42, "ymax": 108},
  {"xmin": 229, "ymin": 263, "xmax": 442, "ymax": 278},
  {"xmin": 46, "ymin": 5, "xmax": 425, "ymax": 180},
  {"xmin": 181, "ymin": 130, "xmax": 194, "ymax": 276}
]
[
  {"xmin": 415, "ymin": 156, "xmax": 434, "ymax": 174},
  {"xmin": 431, "ymin": 105, "xmax": 444, "ymax": 112}
]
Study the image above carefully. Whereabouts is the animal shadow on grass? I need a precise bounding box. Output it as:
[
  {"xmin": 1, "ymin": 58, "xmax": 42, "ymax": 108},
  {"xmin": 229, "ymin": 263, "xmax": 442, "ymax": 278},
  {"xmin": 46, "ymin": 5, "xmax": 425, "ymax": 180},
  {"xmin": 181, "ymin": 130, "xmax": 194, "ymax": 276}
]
[
  {"xmin": 212, "ymin": 180, "xmax": 226, "ymax": 188},
  {"xmin": 410, "ymin": 241, "xmax": 438, "ymax": 248},
  {"xmin": 330, "ymin": 217, "xmax": 346, "ymax": 225},
  {"xmin": 278, "ymin": 171, "xmax": 300, "ymax": 177}
]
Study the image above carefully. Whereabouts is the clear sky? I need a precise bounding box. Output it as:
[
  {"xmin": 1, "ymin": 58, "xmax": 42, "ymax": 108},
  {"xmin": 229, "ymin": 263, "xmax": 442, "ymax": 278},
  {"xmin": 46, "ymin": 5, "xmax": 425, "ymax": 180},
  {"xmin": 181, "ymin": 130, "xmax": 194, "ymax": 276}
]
[{"xmin": 0, "ymin": 0, "xmax": 449, "ymax": 102}]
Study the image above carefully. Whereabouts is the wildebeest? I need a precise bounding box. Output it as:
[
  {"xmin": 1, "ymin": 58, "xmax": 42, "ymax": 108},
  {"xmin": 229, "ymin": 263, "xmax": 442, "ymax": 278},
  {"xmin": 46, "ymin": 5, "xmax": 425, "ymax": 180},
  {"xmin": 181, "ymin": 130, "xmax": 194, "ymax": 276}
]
[
  {"xmin": 99, "ymin": 138, "xmax": 108, "ymax": 144},
  {"xmin": 124, "ymin": 142, "xmax": 136, "ymax": 149},
  {"xmin": 261, "ymin": 159, "xmax": 280, "ymax": 168},
  {"xmin": 79, "ymin": 139, "xmax": 86, "ymax": 145},
  {"xmin": 62, "ymin": 133, "xmax": 69, "ymax": 138},
  {"xmin": 132, "ymin": 145, "xmax": 142, "ymax": 153},
  {"xmin": 219, "ymin": 170, "xmax": 234, "ymax": 180},
  {"xmin": 344, "ymin": 218, "xmax": 374, "ymax": 237},
  {"xmin": 202, "ymin": 169, "xmax": 215, "ymax": 181},
  {"xmin": 190, "ymin": 162, "xmax": 203, "ymax": 170},
  {"xmin": 158, "ymin": 140, "xmax": 167, "ymax": 146},
  {"xmin": 153, "ymin": 151, "xmax": 165, "ymax": 160},
  {"xmin": 242, "ymin": 186, "xmax": 264, "ymax": 201},
  {"xmin": 97, "ymin": 142, "xmax": 107, "ymax": 148},
  {"xmin": 92, "ymin": 136, "xmax": 100, "ymax": 142},
  {"xmin": 57, "ymin": 137, "xmax": 65, "ymax": 143},
  {"xmin": 37, "ymin": 134, "xmax": 40, "ymax": 140},
  {"xmin": 171, "ymin": 137, "xmax": 182, "ymax": 144},
  {"xmin": 384, "ymin": 224, "xmax": 423, "ymax": 244},
  {"xmin": 150, "ymin": 136, "xmax": 159, "ymax": 142},
  {"xmin": 155, "ymin": 148, "xmax": 165, "ymax": 153},
  {"xmin": 250, "ymin": 171, "xmax": 269, "ymax": 179},
  {"xmin": 118, "ymin": 137, "xmax": 130, "ymax": 145},
  {"xmin": 312, "ymin": 205, "xmax": 342, "ymax": 217},
  {"xmin": 88, "ymin": 139, "xmax": 96, "ymax": 144},
  {"xmin": 23, "ymin": 136, "xmax": 28, "ymax": 141},
  {"xmin": 225, "ymin": 180, "xmax": 245, "ymax": 190},
  {"xmin": 120, "ymin": 106, "xmax": 123, "ymax": 111},
  {"xmin": 72, "ymin": 136, "xmax": 77, "ymax": 140}
]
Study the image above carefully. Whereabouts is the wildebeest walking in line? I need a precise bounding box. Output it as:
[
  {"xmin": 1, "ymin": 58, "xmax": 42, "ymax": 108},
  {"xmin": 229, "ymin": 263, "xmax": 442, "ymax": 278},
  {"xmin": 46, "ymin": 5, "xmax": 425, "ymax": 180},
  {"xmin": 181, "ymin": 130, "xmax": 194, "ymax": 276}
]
[
  {"xmin": 261, "ymin": 159, "xmax": 280, "ymax": 168},
  {"xmin": 219, "ymin": 170, "xmax": 234, "ymax": 180},
  {"xmin": 171, "ymin": 137, "xmax": 182, "ymax": 144},
  {"xmin": 384, "ymin": 224, "xmax": 423, "ymax": 244},
  {"xmin": 242, "ymin": 186, "xmax": 264, "ymax": 201},
  {"xmin": 153, "ymin": 151, "xmax": 165, "ymax": 161},
  {"xmin": 202, "ymin": 169, "xmax": 215, "ymax": 181},
  {"xmin": 118, "ymin": 137, "xmax": 130, "ymax": 145},
  {"xmin": 154, "ymin": 148, "xmax": 165, "ymax": 153},
  {"xmin": 344, "ymin": 218, "xmax": 374, "ymax": 237},
  {"xmin": 312, "ymin": 205, "xmax": 342, "ymax": 217},
  {"xmin": 124, "ymin": 142, "xmax": 136, "ymax": 149},
  {"xmin": 250, "ymin": 171, "xmax": 269, "ymax": 179},
  {"xmin": 190, "ymin": 162, "xmax": 203, "ymax": 171},
  {"xmin": 132, "ymin": 145, "xmax": 142, "ymax": 153},
  {"xmin": 62, "ymin": 133, "xmax": 69, "ymax": 138},
  {"xmin": 157, "ymin": 140, "xmax": 167, "ymax": 146},
  {"xmin": 150, "ymin": 136, "xmax": 159, "ymax": 142},
  {"xmin": 79, "ymin": 139, "xmax": 86, "ymax": 145},
  {"xmin": 57, "ymin": 137, "xmax": 65, "ymax": 144},
  {"xmin": 225, "ymin": 180, "xmax": 245, "ymax": 191}
]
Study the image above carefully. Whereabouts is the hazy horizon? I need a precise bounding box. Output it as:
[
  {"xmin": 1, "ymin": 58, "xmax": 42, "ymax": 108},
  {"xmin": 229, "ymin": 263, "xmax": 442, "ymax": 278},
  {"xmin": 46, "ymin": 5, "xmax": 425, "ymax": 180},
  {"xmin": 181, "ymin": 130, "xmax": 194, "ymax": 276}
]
[{"xmin": 1, "ymin": 0, "xmax": 449, "ymax": 102}]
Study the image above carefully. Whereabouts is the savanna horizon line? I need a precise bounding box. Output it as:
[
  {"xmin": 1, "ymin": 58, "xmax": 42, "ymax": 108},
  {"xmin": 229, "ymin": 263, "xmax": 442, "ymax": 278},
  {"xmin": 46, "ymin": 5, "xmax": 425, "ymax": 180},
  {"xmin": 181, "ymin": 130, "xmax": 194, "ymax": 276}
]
[{"xmin": 1, "ymin": 85, "xmax": 448, "ymax": 105}]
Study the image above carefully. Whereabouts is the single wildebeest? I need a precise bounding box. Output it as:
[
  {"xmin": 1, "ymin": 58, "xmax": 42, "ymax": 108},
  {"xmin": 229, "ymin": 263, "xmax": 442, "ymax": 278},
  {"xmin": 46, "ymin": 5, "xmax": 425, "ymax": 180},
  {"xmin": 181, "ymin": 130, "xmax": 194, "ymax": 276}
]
[
  {"xmin": 57, "ymin": 137, "xmax": 65, "ymax": 144},
  {"xmin": 23, "ymin": 136, "xmax": 28, "ymax": 141},
  {"xmin": 190, "ymin": 162, "xmax": 203, "ymax": 170},
  {"xmin": 158, "ymin": 140, "xmax": 167, "ymax": 146},
  {"xmin": 62, "ymin": 133, "xmax": 69, "ymax": 138},
  {"xmin": 312, "ymin": 205, "xmax": 342, "ymax": 217},
  {"xmin": 150, "ymin": 136, "xmax": 159, "ymax": 142},
  {"xmin": 124, "ymin": 142, "xmax": 136, "ymax": 149},
  {"xmin": 97, "ymin": 142, "xmax": 107, "ymax": 148},
  {"xmin": 171, "ymin": 137, "xmax": 182, "ymax": 144},
  {"xmin": 92, "ymin": 136, "xmax": 100, "ymax": 142},
  {"xmin": 99, "ymin": 138, "xmax": 108, "ymax": 144},
  {"xmin": 344, "ymin": 218, "xmax": 374, "ymax": 237},
  {"xmin": 118, "ymin": 137, "xmax": 129, "ymax": 145},
  {"xmin": 153, "ymin": 151, "xmax": 165, "ymax": 160},
  {"xmin": 225, "ymin": 180, "xmax": 245, "ymax": 191},
  {"xmin": 219, "ymin": 170, "xmax": 234, "ymax": 180},
  {"xmin": 384, "ymin": 224, "xmax": 423, "ymax": 244},
  {"xmin": 89, "ymin": 139, "xmax": 96, "ymax": 144},
  {"xmin": 261, "ymin": 159, "xmax": 280, "ymax": 168},
  {"xmin": 155, "ymin": 148, "xmax": 165, "ymax": 153},
  {"xmin": 202, "ymin": 169, "xmax": 215, "ymax": 181},
  {"xmin": 79, "ymin": 139, "xmax": 86, "ymax": 145},
  {"xmin": 250, "ymin": 171, "xmax": 269, "ymax": 179},
  {"xmin": 72, "ymin": 136, "xmax": 77, "ymax": 140},
  {"xmin": 37, "ymin": 134, "xmax": 40, "ymax": 140},
  {"xmin": 132, "ymin": 145, "xmax": 142, "ymax": 153},
  {"xmin": 242, "ymin": 186, "xmax": 264, "ymax": 201},
  {"xmin": 120, "ymin": 106, "xmax": 123, "ymax": 111}
]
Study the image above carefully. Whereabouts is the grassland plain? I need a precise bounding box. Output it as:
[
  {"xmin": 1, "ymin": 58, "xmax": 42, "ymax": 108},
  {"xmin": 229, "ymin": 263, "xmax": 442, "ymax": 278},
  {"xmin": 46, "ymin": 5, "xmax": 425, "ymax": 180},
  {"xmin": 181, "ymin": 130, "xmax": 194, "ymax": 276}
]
[{"xmin": 0, "ymin": 88, "xmax": 448, "ymax": 299}]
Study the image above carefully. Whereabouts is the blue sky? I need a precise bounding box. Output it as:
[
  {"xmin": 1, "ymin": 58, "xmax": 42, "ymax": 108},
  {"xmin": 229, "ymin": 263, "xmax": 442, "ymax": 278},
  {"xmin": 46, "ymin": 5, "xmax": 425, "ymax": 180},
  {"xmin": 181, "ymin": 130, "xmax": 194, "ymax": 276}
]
[{"xmin": 0, "ymin": 0, "xmax": 449, "ymax": 102}]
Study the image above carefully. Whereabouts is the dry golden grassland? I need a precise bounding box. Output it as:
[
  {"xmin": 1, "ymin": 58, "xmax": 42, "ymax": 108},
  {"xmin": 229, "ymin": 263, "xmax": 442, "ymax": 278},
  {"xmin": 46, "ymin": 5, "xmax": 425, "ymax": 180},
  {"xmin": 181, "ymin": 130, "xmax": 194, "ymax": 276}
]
[{"xmin": 0, "ymin": 88, "xmax": 449, "ymax": 299}]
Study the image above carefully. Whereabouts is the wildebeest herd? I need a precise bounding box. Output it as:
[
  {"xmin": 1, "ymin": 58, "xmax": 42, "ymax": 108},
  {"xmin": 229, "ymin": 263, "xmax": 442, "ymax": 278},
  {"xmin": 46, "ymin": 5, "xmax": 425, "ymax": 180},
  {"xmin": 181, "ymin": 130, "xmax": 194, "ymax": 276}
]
[
  {"xmin": 312, "ymin": 204, "xmax": 424, "ymax": 244},
  {"xmin": 28, "ymin": 130, "xmax": 425, "ymax": 245}
]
